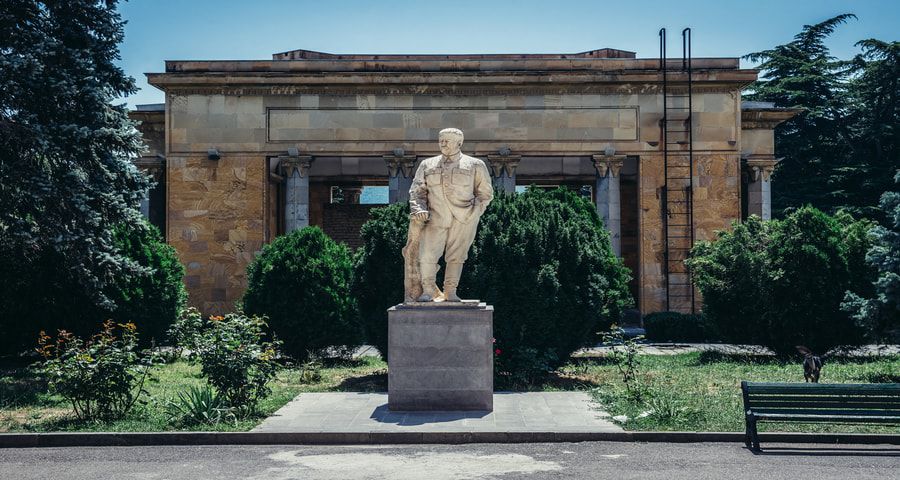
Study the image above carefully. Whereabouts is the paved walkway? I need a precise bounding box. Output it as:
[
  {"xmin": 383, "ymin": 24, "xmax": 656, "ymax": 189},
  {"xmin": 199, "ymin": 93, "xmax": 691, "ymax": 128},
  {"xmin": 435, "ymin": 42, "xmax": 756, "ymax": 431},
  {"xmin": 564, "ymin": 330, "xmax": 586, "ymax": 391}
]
[
  {"xmin": 578, "ymin": 343, "xmax": 900, "ymax": 356},
  {"xmin": 356, "ymin": 344, "xmax": 900, "ymax": 359},
  {"xmin": 253, "ymin": 392, "xmax": 622, "ymax": 433}
]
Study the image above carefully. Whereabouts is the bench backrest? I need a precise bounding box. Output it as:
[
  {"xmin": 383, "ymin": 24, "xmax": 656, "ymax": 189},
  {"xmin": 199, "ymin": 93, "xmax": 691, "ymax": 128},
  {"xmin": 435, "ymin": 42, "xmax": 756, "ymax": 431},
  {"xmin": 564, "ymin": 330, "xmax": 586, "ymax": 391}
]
[{"xmin": 741, "ymin": 381, "xmax": 900, "ymax": 419}]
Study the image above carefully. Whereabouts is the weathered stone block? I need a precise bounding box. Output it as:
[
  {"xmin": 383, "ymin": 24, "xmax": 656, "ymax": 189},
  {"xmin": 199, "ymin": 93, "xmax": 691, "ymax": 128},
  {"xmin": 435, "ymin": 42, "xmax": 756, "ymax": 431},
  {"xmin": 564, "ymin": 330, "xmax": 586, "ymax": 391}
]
[{"xmin": 388, "ymin": 302, "xmax": 493, "ymax": 411}]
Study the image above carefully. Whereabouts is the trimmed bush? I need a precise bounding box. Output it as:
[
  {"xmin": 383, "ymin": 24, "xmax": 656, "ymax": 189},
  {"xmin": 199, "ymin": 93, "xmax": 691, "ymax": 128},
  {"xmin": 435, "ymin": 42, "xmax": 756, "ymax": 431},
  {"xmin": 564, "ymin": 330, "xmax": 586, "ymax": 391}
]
[
  {"xmin": 243, "ymin": 227, "xmax": 361, "ymax": 361},
  {"xmin": 0, "ymin": 221, "xmax": 185, "ymax": 355},
  {"xmin": 686, "ymin": 206, "xmax": 875, "ymax": 356},
  {"xmin": 642, "ymin": 312, "xmax": 712, "ymax": 343},
  {"xmin": 354, "ymin": 188, "xmax": 633, "ymax": 381},
  {"xmin": 354, "ymin": 203, "xmax": 409, "ymax": 358},
  {"xmin": 106, "ymin": 222, "xmax": 187, "ymax": 347},
  {"xmin": 465, "ymin": 188, "xmax": 632, "ymax": 381}
]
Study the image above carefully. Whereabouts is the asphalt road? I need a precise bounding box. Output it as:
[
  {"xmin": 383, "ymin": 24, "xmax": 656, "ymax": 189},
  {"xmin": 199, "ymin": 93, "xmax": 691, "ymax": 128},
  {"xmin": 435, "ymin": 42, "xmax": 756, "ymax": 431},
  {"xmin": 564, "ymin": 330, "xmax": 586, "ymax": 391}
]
[{"xmin": 0, "ymin": 442, "xmax": 897, "ymax": 479}]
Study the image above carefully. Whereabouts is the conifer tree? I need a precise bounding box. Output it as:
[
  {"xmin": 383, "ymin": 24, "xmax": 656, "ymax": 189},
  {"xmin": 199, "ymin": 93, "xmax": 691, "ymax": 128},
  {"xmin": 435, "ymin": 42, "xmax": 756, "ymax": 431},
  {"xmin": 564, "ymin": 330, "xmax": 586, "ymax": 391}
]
[{"xmin": 0, "ymin": 1, "xmax": 152, "ymax": 351}]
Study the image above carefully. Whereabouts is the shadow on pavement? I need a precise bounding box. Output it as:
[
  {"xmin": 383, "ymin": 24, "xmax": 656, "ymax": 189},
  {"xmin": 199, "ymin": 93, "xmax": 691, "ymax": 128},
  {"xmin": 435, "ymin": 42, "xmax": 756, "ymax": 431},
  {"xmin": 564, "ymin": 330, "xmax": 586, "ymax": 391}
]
[{"xmin": 750, "ymin": 446, "xmax": 900, "ymax": 457}]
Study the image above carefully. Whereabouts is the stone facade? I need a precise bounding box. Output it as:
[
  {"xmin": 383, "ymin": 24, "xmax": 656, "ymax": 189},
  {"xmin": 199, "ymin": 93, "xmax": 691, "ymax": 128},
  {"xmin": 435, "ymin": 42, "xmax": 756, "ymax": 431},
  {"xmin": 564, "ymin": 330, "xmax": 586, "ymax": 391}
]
[{"xmin": 133, "ymin": 48, "xmax": 796, "ymax": 316}]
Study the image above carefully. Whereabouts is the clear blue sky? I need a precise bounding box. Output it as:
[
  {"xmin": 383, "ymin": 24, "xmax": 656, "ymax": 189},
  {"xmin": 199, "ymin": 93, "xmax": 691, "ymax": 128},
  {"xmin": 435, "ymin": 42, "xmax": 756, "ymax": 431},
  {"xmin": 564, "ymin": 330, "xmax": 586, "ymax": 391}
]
[{"xmin": 118, "ymin": 0, "xmax": 898, "ymax": 107}]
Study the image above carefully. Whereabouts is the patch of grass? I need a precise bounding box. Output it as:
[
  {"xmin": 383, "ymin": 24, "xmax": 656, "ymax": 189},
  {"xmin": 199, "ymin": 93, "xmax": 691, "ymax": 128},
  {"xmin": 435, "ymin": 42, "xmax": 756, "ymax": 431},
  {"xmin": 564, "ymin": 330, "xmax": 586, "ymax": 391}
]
[
  {"xmin": 0, "ymin": 356, "xmax": 387, "ymax": 433},
  {"xmin": 584, "ymin": 352, "xmax": 900, "ymax": 433},
  {"xmin": 3, "ymin": 351, "xmax": 898, "ymax": 434}
]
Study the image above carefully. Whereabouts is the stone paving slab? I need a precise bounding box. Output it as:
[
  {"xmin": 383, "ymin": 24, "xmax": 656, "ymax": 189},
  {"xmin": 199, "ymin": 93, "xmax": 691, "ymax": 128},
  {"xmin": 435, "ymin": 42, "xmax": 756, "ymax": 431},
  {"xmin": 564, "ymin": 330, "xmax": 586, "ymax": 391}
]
[{"xmin": 253, "ymin": 392, "xmax": 622, "ymax": 433}]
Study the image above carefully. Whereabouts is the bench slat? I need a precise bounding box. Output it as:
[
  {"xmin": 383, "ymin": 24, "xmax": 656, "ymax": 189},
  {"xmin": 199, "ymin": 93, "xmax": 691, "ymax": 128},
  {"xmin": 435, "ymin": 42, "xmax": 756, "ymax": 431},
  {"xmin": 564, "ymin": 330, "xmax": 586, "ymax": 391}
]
[
  {"xmin": 751, "ymin": 414, "xmax": 900, "ymax": 424},
  {"xmin": 751, "ymin": 408, "xmax": 900, "ymax": 417},
  {"xmin": 747, "ymin": 400, "xmax": 900, "ymax": 409},
  {"xmin": 744, "ymin": 383, "xmax": 900, "ymax": 396}
]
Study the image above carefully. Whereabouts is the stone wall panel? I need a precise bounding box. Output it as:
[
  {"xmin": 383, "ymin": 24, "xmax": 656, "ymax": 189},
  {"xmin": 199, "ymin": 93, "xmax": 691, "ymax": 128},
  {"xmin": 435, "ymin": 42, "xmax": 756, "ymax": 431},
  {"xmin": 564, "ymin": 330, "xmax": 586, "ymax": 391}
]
[{"xmin": 168, "ymin": 155, "xmax": 267, "ymax": 315}]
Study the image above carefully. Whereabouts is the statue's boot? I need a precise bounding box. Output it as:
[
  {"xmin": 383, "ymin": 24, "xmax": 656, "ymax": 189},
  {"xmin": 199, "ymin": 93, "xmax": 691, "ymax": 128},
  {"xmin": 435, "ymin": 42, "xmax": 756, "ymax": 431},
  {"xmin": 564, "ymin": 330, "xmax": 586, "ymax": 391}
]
[
  {"xmin": 440, "ymin": 262, "xmax": 464, "ymax": 302},
  {"xmin": 416, "ymin": 263, "xmax": 442, "ymax": 302}
]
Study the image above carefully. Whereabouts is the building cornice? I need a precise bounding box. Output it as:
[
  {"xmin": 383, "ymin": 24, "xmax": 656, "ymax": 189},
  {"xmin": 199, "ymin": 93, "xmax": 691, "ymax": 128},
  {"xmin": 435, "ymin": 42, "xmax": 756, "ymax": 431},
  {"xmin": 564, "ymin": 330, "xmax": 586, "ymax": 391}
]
[{"xmin": 741, "ymin": 109, "xmax": 801, "ymax": 129}]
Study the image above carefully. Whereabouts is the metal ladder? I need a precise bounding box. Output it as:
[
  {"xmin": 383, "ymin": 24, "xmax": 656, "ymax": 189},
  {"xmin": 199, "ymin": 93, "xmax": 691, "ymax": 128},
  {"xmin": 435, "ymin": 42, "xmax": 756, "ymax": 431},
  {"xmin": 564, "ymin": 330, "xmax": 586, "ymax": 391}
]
[{"xmin": 659, "ymin": 27, "xmax": 695, "ymax": 313}]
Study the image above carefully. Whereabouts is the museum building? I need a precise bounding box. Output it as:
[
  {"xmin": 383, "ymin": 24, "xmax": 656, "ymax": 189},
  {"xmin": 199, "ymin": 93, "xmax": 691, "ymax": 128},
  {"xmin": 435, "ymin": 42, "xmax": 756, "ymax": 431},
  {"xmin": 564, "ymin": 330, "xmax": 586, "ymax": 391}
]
[{"xmin": 130, "ymin": 46, "xmax": 796, "ymax": 316}]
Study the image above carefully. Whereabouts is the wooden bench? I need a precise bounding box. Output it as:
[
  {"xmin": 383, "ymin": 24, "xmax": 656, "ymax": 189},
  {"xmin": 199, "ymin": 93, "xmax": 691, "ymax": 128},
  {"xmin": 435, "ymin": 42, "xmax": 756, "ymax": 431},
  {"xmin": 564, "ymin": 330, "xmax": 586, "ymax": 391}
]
[{"xmin": 740, "ymin": 381, "xmax": 900, "ymax": 450}]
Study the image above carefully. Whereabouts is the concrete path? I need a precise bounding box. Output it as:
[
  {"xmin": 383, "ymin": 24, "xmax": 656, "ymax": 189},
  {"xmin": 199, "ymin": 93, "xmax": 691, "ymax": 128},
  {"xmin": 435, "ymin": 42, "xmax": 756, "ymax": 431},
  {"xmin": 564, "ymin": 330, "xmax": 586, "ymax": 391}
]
[
  {"xmin": 253, "ymin": 392, "xmax": 622, "ymax": 433},
  {"xmin": 355, "ymin": 344, "xmax": 900, "ymax": 359}
]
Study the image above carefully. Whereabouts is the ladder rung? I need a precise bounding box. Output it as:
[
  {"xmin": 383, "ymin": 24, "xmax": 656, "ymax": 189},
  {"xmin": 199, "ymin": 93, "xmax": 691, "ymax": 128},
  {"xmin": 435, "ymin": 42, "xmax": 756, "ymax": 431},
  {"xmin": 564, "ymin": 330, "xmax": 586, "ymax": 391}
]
[{"xmin": 666, "ymin": 130, "xmax": 690, "ymax": 133}]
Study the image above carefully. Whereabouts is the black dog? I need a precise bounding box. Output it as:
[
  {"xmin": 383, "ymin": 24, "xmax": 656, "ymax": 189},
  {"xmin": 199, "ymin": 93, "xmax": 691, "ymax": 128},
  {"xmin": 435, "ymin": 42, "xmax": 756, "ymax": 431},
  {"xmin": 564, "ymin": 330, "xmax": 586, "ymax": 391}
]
[{"xmin": 795, "ymin": 346, "xmax": 823, "ymax": 383}]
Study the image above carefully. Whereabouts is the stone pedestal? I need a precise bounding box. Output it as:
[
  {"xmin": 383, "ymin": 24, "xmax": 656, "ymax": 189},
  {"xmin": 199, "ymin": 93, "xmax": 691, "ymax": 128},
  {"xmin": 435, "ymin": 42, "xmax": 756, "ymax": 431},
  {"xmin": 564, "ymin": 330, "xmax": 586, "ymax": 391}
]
[{"xmin": 388, "ymin": 301, "xmax": 493, "ymax": 411}]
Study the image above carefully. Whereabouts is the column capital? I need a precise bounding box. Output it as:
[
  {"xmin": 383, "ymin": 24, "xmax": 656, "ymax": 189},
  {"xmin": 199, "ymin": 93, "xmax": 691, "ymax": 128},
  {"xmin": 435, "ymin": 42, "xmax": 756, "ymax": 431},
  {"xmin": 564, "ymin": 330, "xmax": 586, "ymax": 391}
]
[
  {"xmin": 742, "ymin": 155, "xmax": 780, "ymax": 182},
  {"xmin": 486, "ymin": 154, "xmax": 521, "ymax": 178},
  {"xmin": 278, "ymin": 155, "xmax": 313, "ymax": 178},
  {"xmin": 383, "ymin": 154, "xmax": 418, "ymax": 178},
  {"xmin": 133, "ymin": 156, "xmax": 166, "ymax": 181},
  {"xmin": 592, "ymin": 154, "xmax": 626, "ymax": 178}
]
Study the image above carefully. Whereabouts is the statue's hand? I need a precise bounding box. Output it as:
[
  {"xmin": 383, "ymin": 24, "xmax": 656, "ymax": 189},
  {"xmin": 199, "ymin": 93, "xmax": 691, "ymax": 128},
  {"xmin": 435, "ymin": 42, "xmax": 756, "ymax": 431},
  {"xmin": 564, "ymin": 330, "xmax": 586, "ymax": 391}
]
[{"xmin": 412, "ymin": 211, "xmax": 429, "ymax": 222}]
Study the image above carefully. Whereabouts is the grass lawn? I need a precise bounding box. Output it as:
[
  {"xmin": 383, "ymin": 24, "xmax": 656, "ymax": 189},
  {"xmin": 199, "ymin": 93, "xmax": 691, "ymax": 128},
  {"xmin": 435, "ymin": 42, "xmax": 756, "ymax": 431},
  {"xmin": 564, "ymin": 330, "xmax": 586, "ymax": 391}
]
[
  {"xmin": 563, "ymin": 351, "xmax": 900, "ymax": 433},
  {"xmin": 0, "ymin": 356, "xmax": 388, "ymax": 433},
  {"xmin": 1, "ymin": 351, "xmax": 898, "ymax": 433}
]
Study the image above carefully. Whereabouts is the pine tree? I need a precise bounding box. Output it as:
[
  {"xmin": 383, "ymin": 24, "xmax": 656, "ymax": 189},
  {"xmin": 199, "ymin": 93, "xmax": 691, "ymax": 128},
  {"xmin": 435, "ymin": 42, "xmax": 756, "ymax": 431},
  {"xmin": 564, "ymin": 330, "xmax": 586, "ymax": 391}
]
[
  {"xmin": 842, "ymin": 39, "xmax": 900, "ymax": 220},
  {"xmin": 843, "ymin": 171, "xmax": 900, "ymax": 341},
  {"xmin": 0, "ymin": 1, "xmax": 151, "ymax": 350},
  {"xmin": 743, "ymin": 14, "xmax": 857, "ymax": 217}
]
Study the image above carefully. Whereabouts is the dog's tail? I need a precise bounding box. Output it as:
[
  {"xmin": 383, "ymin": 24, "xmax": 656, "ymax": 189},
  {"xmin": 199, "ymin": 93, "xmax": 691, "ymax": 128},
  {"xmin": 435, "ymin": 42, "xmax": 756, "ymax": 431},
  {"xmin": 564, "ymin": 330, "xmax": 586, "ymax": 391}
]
[{"xmin": 795, "ymin": 345, "xmax": 813, "ymax": 357}]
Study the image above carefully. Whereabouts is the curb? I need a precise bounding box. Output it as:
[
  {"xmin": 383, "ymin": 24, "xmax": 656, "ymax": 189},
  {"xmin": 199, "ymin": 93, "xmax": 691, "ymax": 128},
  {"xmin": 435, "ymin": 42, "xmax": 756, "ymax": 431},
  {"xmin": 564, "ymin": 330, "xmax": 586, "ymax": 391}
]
[{"xmin": 0, "ymin": 431, "xmax": 897, "ymax": 448}]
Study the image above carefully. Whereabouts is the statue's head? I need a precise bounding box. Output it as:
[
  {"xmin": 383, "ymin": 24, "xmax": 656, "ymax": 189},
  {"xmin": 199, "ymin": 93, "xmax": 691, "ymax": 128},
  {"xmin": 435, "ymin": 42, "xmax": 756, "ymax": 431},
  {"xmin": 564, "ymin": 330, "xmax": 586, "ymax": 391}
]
[{"xmin": 438, "ymin": 128, "xmax": 464, "ymax": 157}]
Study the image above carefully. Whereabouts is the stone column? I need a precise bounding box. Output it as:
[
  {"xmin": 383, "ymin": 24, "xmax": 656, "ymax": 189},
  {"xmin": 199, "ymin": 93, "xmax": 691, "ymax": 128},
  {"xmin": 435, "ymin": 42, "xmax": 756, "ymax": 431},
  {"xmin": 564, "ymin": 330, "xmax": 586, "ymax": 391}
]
[
  {"xmin": 278, "ymin": 155, "xmax": 313, "ymax": 232},
  {"xmin": 384, "ymin": 152, "xmax": 417, "ymax": 204},
  {"xmin": 486, "ymin": 154, "xmax": 520, "ymax": 194},
  {"xmin": 134, "ymin": 157, "xmax": 165, "ymax": 219},
  {"xmin": 592, "ymin": 154, "xmax": 626, "ymax": 256},
  {"xmin": 743, "ymin": 156, "xmax": 778, "ymax": 220}
]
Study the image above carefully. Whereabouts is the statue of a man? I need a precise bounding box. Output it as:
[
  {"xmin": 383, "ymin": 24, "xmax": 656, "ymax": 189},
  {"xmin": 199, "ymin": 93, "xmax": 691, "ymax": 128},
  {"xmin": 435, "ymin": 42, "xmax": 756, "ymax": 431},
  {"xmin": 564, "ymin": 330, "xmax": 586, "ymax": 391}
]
[{"xmin": 408, "ymin": 128, "xmax": 493, "ymax": 302}]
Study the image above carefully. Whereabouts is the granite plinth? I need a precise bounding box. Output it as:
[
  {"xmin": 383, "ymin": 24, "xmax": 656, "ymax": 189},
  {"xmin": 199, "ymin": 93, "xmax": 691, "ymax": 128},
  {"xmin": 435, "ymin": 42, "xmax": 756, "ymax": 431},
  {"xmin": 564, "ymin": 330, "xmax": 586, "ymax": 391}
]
[{"xmin": 388, "ymin": 301, "xmax": 493, "ymax": 411}]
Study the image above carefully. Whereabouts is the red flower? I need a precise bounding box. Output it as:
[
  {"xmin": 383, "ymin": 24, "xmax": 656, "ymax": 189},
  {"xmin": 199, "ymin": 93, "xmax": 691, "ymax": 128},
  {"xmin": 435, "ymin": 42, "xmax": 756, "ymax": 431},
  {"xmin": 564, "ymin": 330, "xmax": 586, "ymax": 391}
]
[{"xmin": 494, "ymin": 348, "xmax": 501, "ymax": 355}]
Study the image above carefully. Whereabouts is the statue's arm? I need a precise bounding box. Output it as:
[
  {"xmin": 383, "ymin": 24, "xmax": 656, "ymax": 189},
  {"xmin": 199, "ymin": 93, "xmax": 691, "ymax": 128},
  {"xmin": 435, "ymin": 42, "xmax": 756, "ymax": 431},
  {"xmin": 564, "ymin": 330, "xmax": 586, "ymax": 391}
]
[
  {"xmin": 472, "ymin": 160, "xmax": 494, "ymax": 214},
  {"xmin": 409, "ymin": 161, "xmax": 429, "ymax": 216}
]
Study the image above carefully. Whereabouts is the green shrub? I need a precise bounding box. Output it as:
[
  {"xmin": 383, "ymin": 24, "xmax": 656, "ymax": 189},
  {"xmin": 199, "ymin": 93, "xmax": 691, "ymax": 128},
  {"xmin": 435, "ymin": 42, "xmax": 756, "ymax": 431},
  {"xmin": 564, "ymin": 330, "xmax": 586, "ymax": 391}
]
[
  {"xmin": 0, "ymin": 221, "xmax": 186, "ymax": 355},
  {"xmin": 167, "ymin": 307, "xmax": 205, "ymax": 358},
  {"xmin": 354, "ymin": 203, "xmax": 409, "ymax": 358},
  {"xmin": 164, "ymin": 384, "xmax": 235, "ymax": 427},
  {"xmin": 642, "ymin": 312, "xmax": 712, "ymax": 343},
  {"xmin": 35, "ymin": 320, "xmax": 153, "ymax": 421},
  {"xmin": 687, "ymin": 207, "xmax": 875, "ymax": 356},
  {"xmin": 354, "ymin": 188, "xmax": 633, "ymax": 378},
  {"xmin": 193, "ymin": 312, "xmax": 281, "ymax": 412},
  {"xmin": 464, "ymin": 188, "xmax": 632, "ymax": 375},
  {"xmin": 601, "ymin": 326, "xmax": 647, "ymax": 400},
  {"xmin": 243, "ymin": 227, "xmax": 361, "ymax": 361},
  {"xmin": 105, "ymin": 222, "xmax": 187, "ymax": 347}
]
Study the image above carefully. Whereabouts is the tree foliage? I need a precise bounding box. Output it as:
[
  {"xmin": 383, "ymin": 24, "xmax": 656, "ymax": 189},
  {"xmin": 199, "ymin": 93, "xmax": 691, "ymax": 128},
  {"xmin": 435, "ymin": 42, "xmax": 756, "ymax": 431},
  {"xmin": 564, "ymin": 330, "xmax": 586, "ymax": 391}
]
[
  {"xmin": 353, "ymin": 203, "xmax": 409, "ymax": 359},
  {"xmin": 354, "ymin": 188, "xmax": 633, "ymax": 381},
  {"xmin": 0, "ymin": 220, "xmax": 185, "ymax": 354},
  {"xmin": 243, "ymin": 227, "xmax": 362, "ymax": 361},
  {"xmin": 462, "ymin": 188, "xmax": 632, "ymax": 378},
  {"xmin": 744, "ymin": 14, "xmax": 898, "ymax": 220},
  {"xmin": 1, "ymin": 1, "xmax": 157, "ymax": 351},
  {"xmin": 687, "ymin": 207, "xmax": 875, "ymax": 355},
  {"xmin": 843, "ymin": 172, "xmax": 900, "ymax": 341}
]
